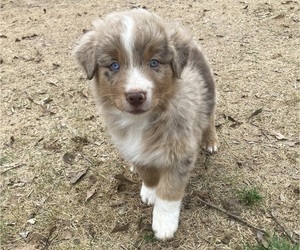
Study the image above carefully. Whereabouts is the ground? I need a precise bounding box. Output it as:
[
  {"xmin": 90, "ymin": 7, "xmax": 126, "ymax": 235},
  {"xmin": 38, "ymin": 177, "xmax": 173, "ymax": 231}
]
[{"xmin": 0, "ymin": 0, "xmax": 299, "ymax": 249}]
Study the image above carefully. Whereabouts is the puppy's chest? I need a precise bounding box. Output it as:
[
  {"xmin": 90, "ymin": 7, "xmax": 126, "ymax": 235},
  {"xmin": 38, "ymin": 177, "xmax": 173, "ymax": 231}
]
[{"xmin": 112, "ymin": 124, "xmax": 148, "ymax": 164}]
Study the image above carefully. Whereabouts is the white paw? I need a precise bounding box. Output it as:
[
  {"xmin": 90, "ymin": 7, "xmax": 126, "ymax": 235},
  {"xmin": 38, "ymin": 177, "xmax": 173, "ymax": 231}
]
[
  {"xmin": 140, "ymin": 183, "xmax": 156, "ymax": 205},
  {"xmin": 152, "ymin": 198, "xmax": 181, "ymax": 241},
  {"xmin": 206, "ymin": 145, "xmax": 218, "ymax": 153},
  {"xmin": 129, "ymin": 165, "xmax": 136, "ymax": 173}
]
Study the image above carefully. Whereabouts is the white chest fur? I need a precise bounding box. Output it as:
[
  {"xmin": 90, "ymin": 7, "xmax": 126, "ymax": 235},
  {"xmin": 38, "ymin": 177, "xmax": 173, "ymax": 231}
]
[{"xmin": 109, "ymin": 111, "xmax": 149, "ymax": 165}]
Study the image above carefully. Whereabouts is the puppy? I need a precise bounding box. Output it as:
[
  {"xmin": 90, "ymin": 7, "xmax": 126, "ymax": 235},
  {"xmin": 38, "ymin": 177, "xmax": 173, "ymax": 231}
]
[{"xmin": 74, "ymin": 9, "xmax": 218, "ymax": 240}]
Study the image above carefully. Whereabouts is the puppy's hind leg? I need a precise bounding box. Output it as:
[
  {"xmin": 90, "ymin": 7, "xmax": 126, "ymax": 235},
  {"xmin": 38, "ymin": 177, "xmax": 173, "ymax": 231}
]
[{"xmin": 201, "ymin": 109, "xmax": 219, "ymax": 153}]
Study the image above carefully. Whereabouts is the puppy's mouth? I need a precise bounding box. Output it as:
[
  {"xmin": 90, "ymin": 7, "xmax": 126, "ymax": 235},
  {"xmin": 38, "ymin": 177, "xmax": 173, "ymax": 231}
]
[{"xmin": 127, "ymin": 108, "xmax": 149, "ymax": 115}]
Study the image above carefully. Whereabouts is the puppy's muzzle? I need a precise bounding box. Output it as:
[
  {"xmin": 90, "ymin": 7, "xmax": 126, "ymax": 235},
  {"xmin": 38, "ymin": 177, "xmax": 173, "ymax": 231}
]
[{"xmin": 126, "ymin": 91, "xmax": 146, "ymax": 106}]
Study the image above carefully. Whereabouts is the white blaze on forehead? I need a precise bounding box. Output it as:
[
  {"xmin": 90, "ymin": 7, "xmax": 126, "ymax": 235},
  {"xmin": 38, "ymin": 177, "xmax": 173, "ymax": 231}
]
[
  {"xmin": 121, "ymin": 16, "xmax": 134, "ymax": 64},
  {"xmin": 126, "ymin": 68, "xmax": 153, "ymax": 94}
]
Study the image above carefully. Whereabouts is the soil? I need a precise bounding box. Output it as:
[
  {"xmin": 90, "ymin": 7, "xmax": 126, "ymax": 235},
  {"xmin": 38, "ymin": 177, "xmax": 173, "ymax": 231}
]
[{"xmin": 1, "ymin": 0, "xmax": 299, "ymax": 249}]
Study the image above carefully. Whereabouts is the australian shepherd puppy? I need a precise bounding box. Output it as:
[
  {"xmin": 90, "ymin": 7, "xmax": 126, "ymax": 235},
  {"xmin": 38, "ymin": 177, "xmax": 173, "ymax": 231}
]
[{"xmin": 74, "ymin": 9, "xmax": 218, "ymax": 240}]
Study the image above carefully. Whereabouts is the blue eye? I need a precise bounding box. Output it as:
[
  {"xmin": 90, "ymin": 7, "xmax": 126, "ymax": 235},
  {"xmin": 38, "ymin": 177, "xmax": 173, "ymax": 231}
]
[
  {"xmin": 110, "ymin": 62, "xmax": 120, "ymax": 71},
  {"xmin": 150, "ymin": 59, "xmax": 159, "ymax": 68}
]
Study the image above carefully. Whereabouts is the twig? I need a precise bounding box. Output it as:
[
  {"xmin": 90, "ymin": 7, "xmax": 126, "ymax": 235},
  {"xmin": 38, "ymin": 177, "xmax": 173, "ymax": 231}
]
[
  {"xmin": 78, "ymin": 153, "xmax": 94, "ymax": 166},
  {"xmin": 1, "ymin": 164, "xmax": 26, "ymax": 174},
  {"xmin": 197, "ymin": 197, "xmax": 267, "ymax": 234},
  {"xmin": 270, "ymin": 209, "xmax": 297, "ymax": 244}
]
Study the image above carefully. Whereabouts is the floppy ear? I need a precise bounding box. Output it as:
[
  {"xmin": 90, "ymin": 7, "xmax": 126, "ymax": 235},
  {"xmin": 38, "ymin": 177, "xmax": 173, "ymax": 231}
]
[
  {"xmin": 171, "ymin": 42, "xmax": 190, "ymax": 78},
  {"xmin": 74, "ymin": 31, "xmax": 99, "ymax": 80},
  {"xmin": 168, "ymin": 26, "xmax": 192, "ymax": 78}
]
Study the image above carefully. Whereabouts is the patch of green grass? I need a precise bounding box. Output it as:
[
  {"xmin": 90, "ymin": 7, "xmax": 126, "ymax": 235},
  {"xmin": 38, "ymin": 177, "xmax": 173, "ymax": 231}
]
[
  {"xmin": 143, "ymin": 232, "xmax": 157, "ymax": 243},
  {"xmin": 245, "ymin": 235, "xmax": 299, "ymax": 250},
  {"xmin": 237, "ymin": 187, "xmax": 263, "ymax": 206}
]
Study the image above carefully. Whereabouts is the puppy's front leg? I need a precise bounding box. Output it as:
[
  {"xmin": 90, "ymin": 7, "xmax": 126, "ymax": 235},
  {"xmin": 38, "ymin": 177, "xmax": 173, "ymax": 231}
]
[
  {"xmin": 152, "ymin": 169, "xmax": 190, "ymax": 241},
  {"xmin": 135, "ymin": 166, "xmax": 160, "ymax": 205}
]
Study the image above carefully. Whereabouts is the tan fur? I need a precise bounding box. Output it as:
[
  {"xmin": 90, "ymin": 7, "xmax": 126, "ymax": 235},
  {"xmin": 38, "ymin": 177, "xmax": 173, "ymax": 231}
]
[{"xmin": 74, "ymin": 9, "xmax": 218, "ymax": 240}]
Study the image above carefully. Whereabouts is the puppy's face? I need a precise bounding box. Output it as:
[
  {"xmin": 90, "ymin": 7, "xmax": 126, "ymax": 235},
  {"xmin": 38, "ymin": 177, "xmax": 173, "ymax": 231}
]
[{"xmin": 75, "ymin": 10, "xmax": 190, "ymax": 115}]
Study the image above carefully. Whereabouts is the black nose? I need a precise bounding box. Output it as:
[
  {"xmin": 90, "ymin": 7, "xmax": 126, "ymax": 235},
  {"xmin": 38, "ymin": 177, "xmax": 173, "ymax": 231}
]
[{"xmin": 126, "ymin": 92, "xmax": 146, "ymax": 106}]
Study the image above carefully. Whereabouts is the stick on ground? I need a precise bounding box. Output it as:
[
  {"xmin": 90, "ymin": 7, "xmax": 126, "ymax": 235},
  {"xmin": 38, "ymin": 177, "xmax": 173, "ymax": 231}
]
[{"xmin": 197, "ymin": 197, "xmax": 267, "ymax": 234}]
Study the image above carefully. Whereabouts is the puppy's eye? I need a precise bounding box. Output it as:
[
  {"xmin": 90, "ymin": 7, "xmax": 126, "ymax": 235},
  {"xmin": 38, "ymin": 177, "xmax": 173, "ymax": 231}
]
[
  {"xmin": 150, "ymin": 59, "xmax": 159, "ymax": 68},
  {"xmin": 110, "ymin": 62, "xmax": 120, "ymax": 71}
]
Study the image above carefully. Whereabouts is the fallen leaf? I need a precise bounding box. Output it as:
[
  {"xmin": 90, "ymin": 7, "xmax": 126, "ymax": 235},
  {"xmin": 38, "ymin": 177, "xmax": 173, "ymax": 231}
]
[
  {"xmin": 270, "ymin": 131, "xmax": 286, "ymax": 140},
  {"xmin": 294, "ymin": 229, "xmax": 300, "ymax": 236},
  {"xmin": 27, "ymin": 218, "xmax": 36, "ymax": 225},
  {"xmin": 273, "ymin": 14, "xmax": 285, "ymax": 19},
  {"xmin": 223, "ymin": 114, "xmax": 242, "ymax": 127},
  {"xmin": 41, "ymin": 97, "xmax": 53, "ymax": 105},
  {"xmin": 286, "ymin": 141, "xmax": 299, "ymax": 147},
  {"xmin": 73, "ymin": 239, "xmax": 81, "ymax": 245},
  {"xmin": 223, "ymin": 114, "xmax": 238, "ymax": 122},
  {"xmin": 117, "ymin": 183, "xmax": 127, "ymax": 193},
  {"xmin": 62, "ymin": 152, "xmax": 76, "ymax": 164},
  {"xmin": 114, "ymin": 174, "xmax": 134, "ymax": 184},
  {"xmin": 244, "ymin": 137, "xmax": 261, "ymax": 144},
  {"xmin": 84, "ymin": 115, "xmax": 95, "ymax": 121},
  {"xmin": 87, "ymin": 174, "xmax": 97, "ymax": 187},
  {"xmin": 293, "ymin": 187, "xmax": 300, "ymax": 194},
  {"xmin": 256, "ymin": 231, "xmax": 269, "ymax": 248},
  {"xmin": 12, "ymin": 182, "xmax": 26, "ymax": 188},
  {"xmin": 67, "ymin": 168, "xmax": 88, "ymax": 184},
  {"xmin": 110, "ymin": 200, "xmax": 125, "ymax": 207},
  {"xmin": 52, "ymin": 62, "xmax": 61, "ymax": 69},
  {"xmin": 279, "ymin": 192, "xmax": 286, "ymax": 202},
  {"xmin": 194, "ymin": 191, "xmax": 211, "ymax": 201},
  {"xmin": 221, "ymin": 198, "xmax": 241, "ymax": 215},
  {"xmin": 281, "ymin": 0, "xmax": 296, "ymax": 4},
  {"xmin": 22, "ymin": 34, "xmax": 38, "ymax": 40},
  {"xmin": 271, "ymin": 53, "xmax": 282, "ymax": 59},
  {"xmin": 19, "ymin": 231, "xmax": 30, "ymax": 238},
  {"xmin": 111, "ymin": 223, "xmax": 130, "ymax": 233},
  {"xmin": 86, "ymin": 185, "xmax": 97, "ymax": 202},
  {"xmin": 138, "ymin": 217, "xmax": 152, "ymax": 231},
  {"xmin": 221, "ymin": 234, "xmax": 232, "ymax": 244},
  {"xmin": 248, "ymin": 108, "xmax": 263, "ymax": 120}
]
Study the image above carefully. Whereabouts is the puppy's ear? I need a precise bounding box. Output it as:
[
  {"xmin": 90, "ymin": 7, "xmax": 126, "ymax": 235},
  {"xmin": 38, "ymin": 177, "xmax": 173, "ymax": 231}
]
[
  {"xmin": 168, "ymin": 25, "xmax": 192, "ymax": 78},
  {"xmin": 74, "ymin": 30, "xmax": 99, "ymax": 80},
  {"xmin": 171, "ymin": 42, "xmax": 190, "ymax": 78}
]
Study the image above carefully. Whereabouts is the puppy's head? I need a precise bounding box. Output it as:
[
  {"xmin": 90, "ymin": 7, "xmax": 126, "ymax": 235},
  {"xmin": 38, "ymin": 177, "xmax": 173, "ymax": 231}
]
[{"xmin": 74, "ymin": 9, "xmax": 191, "ymax": 115}]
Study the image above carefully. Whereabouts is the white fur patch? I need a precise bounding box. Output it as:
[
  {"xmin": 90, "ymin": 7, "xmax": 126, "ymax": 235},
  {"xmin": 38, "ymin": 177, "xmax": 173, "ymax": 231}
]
[
  {"xmin": 126, "ymin": 68, "xmax": 153, "ymax": 96},
  {"xmin": 152, "ymin": 197, "xmax": 181, "ymax": 240},
  {"xmin": 121, "ymin": 16, "xmax": 134, "ymax": 63},
  {"xmin": 110, "ymin": 112, "xmax": 149, "ymax": 163},
  {"xmin": 129, "ymin": 165, "xmax": 136, "ymax": 173},
  {"xmin": 140, "ymin": 182, "xmax": 156, "ymax": 205}
]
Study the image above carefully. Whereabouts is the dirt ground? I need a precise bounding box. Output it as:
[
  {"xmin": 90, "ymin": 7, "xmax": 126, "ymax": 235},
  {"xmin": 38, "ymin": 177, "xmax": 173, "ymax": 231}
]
[{"xmin": 0, "ymin": 0, "xmax": 299, "ymax": 249}]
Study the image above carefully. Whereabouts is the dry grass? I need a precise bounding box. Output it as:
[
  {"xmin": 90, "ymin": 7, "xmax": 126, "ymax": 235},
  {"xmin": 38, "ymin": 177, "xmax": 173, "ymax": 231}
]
[{"xmin": 1, "ymin": 0, "xmax": 299, "ymax": 249}]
